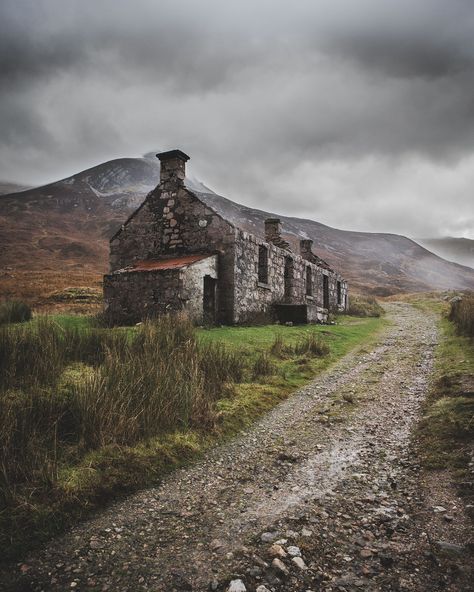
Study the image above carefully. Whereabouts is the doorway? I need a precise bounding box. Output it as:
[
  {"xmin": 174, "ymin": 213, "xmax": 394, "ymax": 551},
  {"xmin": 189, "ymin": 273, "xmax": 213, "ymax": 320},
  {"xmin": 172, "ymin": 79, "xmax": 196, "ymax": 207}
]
[{"xmin": 203, "ymin": 276, "xmax": 217, "ymax": 324}]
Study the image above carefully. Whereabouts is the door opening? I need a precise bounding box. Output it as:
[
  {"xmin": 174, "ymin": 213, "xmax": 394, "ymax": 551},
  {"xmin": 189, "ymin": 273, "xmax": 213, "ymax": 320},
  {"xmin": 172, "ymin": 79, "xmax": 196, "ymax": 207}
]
[{"xmin": 203, "ymin": 276, "xmax": 217, "ymax": 324}]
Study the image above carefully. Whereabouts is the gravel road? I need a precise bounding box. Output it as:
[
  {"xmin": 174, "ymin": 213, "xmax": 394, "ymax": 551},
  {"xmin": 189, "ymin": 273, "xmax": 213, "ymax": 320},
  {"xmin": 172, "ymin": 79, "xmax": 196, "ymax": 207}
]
[{"xmin": 2, "ymin": 303, "xmax": 472, "ymax": 592}]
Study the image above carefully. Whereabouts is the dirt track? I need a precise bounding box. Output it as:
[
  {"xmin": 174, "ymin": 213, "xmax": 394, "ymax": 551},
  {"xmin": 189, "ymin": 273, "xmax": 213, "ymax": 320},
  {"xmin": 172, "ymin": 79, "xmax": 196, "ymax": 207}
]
[{"xmin": 3, "ymin": 303, "xmax": 472, "ymax": 592}]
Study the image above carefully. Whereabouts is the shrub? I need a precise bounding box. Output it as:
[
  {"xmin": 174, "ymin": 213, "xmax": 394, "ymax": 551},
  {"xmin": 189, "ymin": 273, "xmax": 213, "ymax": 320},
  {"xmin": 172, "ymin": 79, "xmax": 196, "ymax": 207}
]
[
  {"xmin": 347, "ymin": 295, "xmax": 384, "ymax": 317},
  {"xmin": 0, "ymin": 301, "xmax": 32, "ymax": 325},
  {"xmin": 449, "ymin": 294, "xmax": 474, "ymax": 339}
]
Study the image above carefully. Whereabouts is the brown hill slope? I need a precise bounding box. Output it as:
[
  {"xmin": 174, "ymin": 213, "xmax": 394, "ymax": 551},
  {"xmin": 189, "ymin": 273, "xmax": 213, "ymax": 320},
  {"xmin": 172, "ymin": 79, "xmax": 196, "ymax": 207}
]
[
  {"xmin": 1, "ymin": 155, "xmax": 473, "ymax": 306},
  {"xmin": 417, "ymin": 237, "xmax": 474, "ymax": 270}
]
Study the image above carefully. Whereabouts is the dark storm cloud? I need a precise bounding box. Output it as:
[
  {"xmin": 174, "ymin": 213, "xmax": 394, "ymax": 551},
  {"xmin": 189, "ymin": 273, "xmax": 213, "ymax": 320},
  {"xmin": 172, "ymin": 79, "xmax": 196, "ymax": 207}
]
[{"xmin": 0, "ymin": 0, "xmax": 473, "ymax": 238}]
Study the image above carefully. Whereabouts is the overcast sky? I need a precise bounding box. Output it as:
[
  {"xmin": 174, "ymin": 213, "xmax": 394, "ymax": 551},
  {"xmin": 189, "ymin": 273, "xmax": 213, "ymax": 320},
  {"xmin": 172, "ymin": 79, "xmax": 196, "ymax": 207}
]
[{"xmin": 1, "ymin": 0, "xmax": 473, "ymax": 238}]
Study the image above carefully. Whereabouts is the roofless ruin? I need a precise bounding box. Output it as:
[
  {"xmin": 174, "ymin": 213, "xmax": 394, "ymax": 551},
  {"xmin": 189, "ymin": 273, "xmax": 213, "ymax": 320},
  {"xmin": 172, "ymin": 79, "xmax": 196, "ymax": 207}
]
[{"xmin": 104, "ymin": 149, "xmax": 348, "ymax": 324}]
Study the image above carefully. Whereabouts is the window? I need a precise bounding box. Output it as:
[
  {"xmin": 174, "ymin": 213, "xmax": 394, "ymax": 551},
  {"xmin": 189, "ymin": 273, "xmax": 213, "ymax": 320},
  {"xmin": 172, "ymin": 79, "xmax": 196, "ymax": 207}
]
[
  {"xmin": 306, "ymin": 266, "xmax": 313, "ymax": 296},
  {"xmin": 337, "ymin": 281, "xmax": 342, "ymax": 305},
  {"xmin": 323, "ymin": 274, "xmax": 329, "ymax": 308},
  {"xmin": 284, "ymin": 257, "xmax": 294, "ymax": 299},
  {"xmin": 258, "ymin": 245, "xmax": 268, "ymax": 284}
]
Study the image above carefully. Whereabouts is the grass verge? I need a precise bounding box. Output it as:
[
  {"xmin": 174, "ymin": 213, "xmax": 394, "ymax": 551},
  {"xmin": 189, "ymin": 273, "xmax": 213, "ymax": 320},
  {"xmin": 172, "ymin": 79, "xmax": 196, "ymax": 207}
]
[{"xmin": 416, "ymin": 295, "xmax": 474, "ymax": 517}]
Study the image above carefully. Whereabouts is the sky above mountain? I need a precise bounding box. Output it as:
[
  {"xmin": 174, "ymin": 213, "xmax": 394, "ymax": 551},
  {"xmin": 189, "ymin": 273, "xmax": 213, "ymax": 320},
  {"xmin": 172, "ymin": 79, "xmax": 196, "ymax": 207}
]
[{"xmin": 1, "ymin": 0, "xmax": 473, "ymax": 239}]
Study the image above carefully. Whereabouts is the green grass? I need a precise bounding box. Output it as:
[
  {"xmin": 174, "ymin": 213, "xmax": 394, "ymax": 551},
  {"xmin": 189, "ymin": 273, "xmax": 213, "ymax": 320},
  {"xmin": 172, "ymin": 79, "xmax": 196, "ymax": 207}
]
[
  {"xmin": 416, "ymin": 297, "xmax": 474, "ymax": 513},
  {"xmin": 0, "ymin": 313, "xmax": 386, "ymax": 564}
]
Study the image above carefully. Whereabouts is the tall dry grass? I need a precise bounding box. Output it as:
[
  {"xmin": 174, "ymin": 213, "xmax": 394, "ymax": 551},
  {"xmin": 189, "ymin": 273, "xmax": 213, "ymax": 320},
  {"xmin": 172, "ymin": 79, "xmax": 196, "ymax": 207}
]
[
  {"xmin": 449, "ymin": 294, "xmax": 474, "ymax": 338},
  {"xmin": 0, "ymin": 315, "xmax": 244, "ymax": 495},
  {"xmin": 0, "ymin": 300, "xmax": 32, "ymax": 325}
]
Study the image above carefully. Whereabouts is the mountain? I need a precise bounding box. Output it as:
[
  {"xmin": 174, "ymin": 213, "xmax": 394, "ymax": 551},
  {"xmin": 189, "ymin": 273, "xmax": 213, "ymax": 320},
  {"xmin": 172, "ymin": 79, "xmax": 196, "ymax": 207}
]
[
  {"xmin": 1, "ymin": 154, "xmax": 473, "ymax": 305},
  {"xmin": 193, "ymin": 191, "xmax": 474, "ymax": 295},
  {"xmin": 0, "ymin": 181, "xmax": 31, "ymax": 195},
  {"xmin": 417, "ymin": 237, "xmax": 474, "ymax": 270},
  {"xmin": 0, "ymin": 154, "xmax": 212, "ymax": 273}
]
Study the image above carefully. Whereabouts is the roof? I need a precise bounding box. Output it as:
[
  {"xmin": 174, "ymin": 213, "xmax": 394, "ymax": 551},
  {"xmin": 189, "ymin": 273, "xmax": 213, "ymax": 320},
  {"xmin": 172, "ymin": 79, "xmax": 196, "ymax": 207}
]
[{"xmin": 125, "ymin": 254, "xmax": 213, "ymax": 273}]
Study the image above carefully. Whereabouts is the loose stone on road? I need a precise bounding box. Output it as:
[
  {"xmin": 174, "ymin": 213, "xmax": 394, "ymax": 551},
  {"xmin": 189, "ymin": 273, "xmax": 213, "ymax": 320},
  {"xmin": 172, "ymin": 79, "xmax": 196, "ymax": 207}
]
[{"xmin": 2, "ymin": 303, "xmax": 472, "ymax": 591}]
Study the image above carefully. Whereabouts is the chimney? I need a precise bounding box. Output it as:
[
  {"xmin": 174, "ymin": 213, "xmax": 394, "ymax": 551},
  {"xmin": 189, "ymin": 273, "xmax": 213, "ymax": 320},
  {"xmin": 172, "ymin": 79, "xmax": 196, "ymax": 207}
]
[
  {"xmin": 300, "ymin": 239, "xmax": 314, "ymax": 260},
  {"xmin": 265, "ymin": 218, "xmax": 282, "ymax": 242},
  {"xmin": 264, "ymin": 218, "xmax": 290, "ymax": 250},
  {"xmin": 157, "ymin": 149, "xmax": 190, "ymax": 187}
]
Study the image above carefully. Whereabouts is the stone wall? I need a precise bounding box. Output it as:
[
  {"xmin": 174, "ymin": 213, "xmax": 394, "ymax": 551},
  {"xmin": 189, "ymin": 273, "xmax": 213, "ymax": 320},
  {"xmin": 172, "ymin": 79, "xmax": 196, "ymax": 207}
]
[
  {"xmin": 104, "ymin": 255, "xmax": 218, "ymax": 325},
  {"xmin": 104, "ymin": 268, "xmax": 182, "ymax": 325},
  {"xmin": 109, "ymin": 183, "xmax": 236, "ymax": 324},
  {"xmin": 233, "ymin": 230, "xmax": 348, "ymax": 323}
]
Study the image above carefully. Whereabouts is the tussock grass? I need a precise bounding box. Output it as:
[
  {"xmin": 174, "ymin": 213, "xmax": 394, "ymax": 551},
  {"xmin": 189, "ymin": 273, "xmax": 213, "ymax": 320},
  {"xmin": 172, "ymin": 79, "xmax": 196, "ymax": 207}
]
[
  {"xmin": 0, "ymin": 315, "xmax": 242, "ymax": 504},
  {"xmin": 0, "ymin": 300, "xmax": 32, "ymax": 325},
  {"xmin": 416, "ymin": 298, "xmax": 474, "ymax": 518},
  {"xmin": 449, "ymin": 293, "xmax": 474, "ymax": 339},
  {"xmin": 270, "ymin": 332, "xmax": 329, "ymax": 358},
  {"xmin": 346, "ymin": 295, "xmax": 384, "ymax": 317},
  {"xmin": 294, "ymin": 333, "xmax": 330, "ymax": 357},
  {"xmin": 252, "ymin": 352, "xmax": 275, "ymax": 379}
]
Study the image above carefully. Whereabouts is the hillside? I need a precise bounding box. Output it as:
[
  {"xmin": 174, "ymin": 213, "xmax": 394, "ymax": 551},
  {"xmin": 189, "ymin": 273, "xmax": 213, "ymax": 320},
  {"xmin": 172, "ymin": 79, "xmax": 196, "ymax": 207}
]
[
  {"xmin": 0, "ymin": 181, "xmax": 31, "ymax": 195},
  {"xmin": 1, "ymin": 154, "xmax": 473, "ymax": 306},
  {"xmin": 417, "ymin": 237, "xmax": 474, "ymax": 270}
]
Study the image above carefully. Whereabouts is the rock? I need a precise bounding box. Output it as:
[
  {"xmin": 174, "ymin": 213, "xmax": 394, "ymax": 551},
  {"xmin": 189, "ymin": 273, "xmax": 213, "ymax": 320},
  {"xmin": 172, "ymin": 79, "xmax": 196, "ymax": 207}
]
[
  {"xmin": 435, "ymin": 541, "xmax": 465, "ymax": 555},
  {"xmin": 272, "ymin": 558, "xmax": 289, "ymax": 575},
  {"xmin": 433, "ymin": 505, "xmax": 447, "ymax": 513},
  {"xmin": 443, "ymin": 514, "xmax": 454, "ymax": 522},
  {"xmin": 261, "ymin": 531, "xmax": 280, "ymax": 543},
  {"xmin": 210, "ymin": 539, "xmax": 225, "ymax": 551},
  {"xmin": 89, "ymin": 538, "xmax": 104, "ymax": 550},
  {"xmin": 292, "ymin": 556, "xmax": 308, "ymax": 570},
  {"xmin": 227, "ymin": 579, "xmax": 247, "ymax": 592},
  {"xmin": 256, "ymin": 587, "xmax": 272, "ymax": 592},
  {"xmin": 287, "ymin": 545, "xmax": 302, "ymax": 557},
  {"xmin": 360, "ymin": 548, "xmax": 373, "ymax": 559},
  {"xmin": 301, "ymin": 528, "xmax": 312, "ymax": 537},
  {"xmin": 269, "ymin": 544, "xmax": 287, "ymax": 558},
  {"xmin": 209, "ymin": 579, "xmax": 219, "ymax": 591},
  {"xmin": 379, "ymin": 553, "xmax": 394, "ymax": 567}
]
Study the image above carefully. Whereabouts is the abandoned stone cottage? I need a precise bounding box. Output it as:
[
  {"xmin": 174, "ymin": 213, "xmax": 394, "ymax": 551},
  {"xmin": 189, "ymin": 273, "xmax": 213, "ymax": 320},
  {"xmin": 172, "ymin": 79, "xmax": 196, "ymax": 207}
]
[{"xmin": 104, "ymin": 150, "xmax": 348, "ymax": 325}]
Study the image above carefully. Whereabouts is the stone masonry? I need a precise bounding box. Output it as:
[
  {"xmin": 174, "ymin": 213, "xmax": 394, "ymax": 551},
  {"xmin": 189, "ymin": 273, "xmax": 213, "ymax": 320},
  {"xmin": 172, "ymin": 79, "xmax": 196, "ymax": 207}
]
[{"xmin": 104, "ymin": 149, "xmax": 348, "ymax": 325}]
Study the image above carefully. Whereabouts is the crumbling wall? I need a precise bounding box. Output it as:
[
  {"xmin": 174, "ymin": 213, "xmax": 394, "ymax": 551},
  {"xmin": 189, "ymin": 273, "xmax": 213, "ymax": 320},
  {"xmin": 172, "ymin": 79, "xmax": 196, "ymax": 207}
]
[
  {"xmin": 232, "ymin": 230, "xmax": 347, "ymax": 323},
  {"xmin": 104, "ymin": 268, "xmax": 182, "ymax": 325},
  {"xmin": 109, "ymin": 184, "xmax": 236, "ymax": 324}
]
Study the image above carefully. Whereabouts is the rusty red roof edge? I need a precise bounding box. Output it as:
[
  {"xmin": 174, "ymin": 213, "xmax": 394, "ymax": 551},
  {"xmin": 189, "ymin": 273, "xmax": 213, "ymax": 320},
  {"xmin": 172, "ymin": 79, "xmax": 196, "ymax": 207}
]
[{"xmin": 122, "ymin": 254, "xmax": 213, "ymax": 273}]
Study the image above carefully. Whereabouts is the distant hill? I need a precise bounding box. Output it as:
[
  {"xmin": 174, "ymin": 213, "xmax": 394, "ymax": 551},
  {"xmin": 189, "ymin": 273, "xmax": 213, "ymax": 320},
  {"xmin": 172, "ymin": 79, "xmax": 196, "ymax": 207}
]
[
  {"xmin": 417, "ymin": 237, "xmax": 474, "ymax": 270},
  {"xmin": 0, "ymin": 181, "xmax": 32, "ymax": 195},
  {"xmin": 1, "ymin": 154, "xmax": 473, "ymax": 301}
]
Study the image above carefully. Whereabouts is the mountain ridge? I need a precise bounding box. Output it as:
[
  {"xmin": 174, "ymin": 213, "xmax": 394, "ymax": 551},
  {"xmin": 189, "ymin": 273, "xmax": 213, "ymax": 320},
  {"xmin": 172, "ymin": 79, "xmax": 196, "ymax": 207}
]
[{"xmin": 1, "ymin": 154, "xmax": 473, "ymax": 302}]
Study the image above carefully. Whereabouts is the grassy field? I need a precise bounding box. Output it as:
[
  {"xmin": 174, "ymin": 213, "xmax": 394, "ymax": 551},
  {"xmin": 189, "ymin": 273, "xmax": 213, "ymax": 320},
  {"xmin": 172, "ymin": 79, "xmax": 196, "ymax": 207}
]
[{"xmin": 0, "ymin": 311, "xmax": 386, "ymax": 563}]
